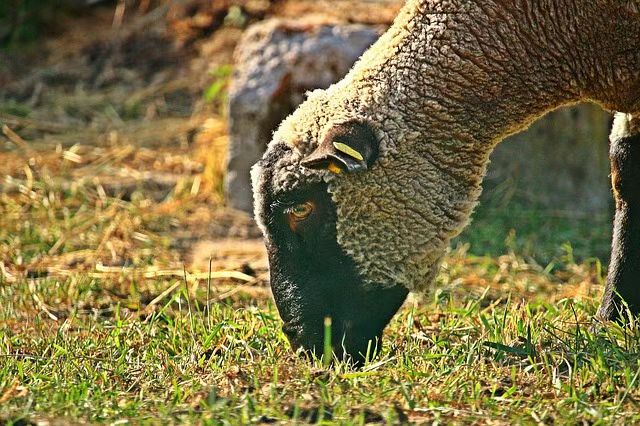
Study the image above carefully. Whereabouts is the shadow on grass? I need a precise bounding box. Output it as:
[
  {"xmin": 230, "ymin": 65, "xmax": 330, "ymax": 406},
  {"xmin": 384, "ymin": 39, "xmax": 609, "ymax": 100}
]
[{"xmin": 456, "ymin": 198, "xmax": 613, "ymax": 266}]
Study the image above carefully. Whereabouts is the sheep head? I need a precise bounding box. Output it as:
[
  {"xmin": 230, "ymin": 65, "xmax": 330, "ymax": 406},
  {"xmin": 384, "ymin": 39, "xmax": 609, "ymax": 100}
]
[
  {"xmin": 250, "ymin": 84, "xmax": 481, "ymax": 364},
  {"xmin": 251, "ymin": 101, "xmax": 401, "ymax": 364}
]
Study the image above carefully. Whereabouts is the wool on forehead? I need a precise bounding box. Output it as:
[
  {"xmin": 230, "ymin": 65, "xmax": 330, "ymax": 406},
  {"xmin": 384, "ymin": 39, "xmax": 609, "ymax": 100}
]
[
  {"xmin": 250, "ymin": 87, "xmax": 350, "ymax": 234},
  {"xmin": 250, "ymin": 143, "xmax": 328, "ymax": 239}
]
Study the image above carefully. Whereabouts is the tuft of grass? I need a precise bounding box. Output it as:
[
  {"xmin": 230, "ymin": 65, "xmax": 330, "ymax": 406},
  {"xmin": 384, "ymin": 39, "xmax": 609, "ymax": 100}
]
[
  {"xmin": 323, "ymin": 316, "xmax": 332, "ymax": 368},
  {"xmin": 203, "ymin": 65, "xmax": 233, "ymax": 112}
]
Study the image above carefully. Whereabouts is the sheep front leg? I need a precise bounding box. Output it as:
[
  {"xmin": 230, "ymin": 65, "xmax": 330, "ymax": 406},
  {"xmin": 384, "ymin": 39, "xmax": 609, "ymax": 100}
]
[{"xmin": 598, "ymin": 113, "xmax": 640, "ymax": 321}]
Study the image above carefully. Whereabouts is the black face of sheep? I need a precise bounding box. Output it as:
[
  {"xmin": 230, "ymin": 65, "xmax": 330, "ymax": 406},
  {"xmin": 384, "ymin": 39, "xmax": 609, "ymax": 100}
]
[
  {"xmin": 254, "ymin": 124, "xmax": 408, "ymax": 364},
  {"xmin": 258, "ymin": 172, "xmax": 408, "ymax": 365}
]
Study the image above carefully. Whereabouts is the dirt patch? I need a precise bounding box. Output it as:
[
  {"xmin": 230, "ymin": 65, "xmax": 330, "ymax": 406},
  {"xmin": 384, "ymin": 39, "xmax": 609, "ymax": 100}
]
[{"xmin": 189, "ymin": 238, "xmax": 267, "ymax": 278}]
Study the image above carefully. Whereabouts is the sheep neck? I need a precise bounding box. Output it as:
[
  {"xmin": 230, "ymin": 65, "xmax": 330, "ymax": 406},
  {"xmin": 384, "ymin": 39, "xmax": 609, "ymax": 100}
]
[{"xmin": 349, "ymin": 0, "xmax": 640, "ymax": 147}]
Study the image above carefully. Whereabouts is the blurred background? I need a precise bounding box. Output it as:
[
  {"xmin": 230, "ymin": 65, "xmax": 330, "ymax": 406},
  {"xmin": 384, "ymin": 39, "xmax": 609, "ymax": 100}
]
[{"xmin": 0, "ymin": 0, "xmax": 614, "ymax": 283}]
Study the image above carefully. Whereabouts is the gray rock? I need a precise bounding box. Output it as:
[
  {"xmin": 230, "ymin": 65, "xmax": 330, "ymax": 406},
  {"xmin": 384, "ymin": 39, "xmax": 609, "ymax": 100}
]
[{"xmin": 226, "ymin": 19, "xmax": 382, "ymax": 212}]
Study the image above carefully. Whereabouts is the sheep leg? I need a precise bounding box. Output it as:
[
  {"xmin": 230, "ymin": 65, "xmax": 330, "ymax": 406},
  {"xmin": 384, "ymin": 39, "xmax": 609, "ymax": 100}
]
[{"xmin": 598, "ymin": 113, "xmax": 640, "ymax": 321}]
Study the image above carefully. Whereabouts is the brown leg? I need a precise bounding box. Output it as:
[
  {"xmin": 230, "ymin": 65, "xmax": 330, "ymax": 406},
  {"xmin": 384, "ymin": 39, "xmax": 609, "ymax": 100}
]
[{"xmin": 598, "ymin": 113, "xmax": 640, "ymax": 320}]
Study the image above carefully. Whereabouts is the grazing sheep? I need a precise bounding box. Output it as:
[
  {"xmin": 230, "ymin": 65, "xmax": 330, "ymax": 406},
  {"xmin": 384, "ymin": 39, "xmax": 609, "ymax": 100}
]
[{"xmin": 251, "ymin": 0, "xmax": 640, "ymax": 363}]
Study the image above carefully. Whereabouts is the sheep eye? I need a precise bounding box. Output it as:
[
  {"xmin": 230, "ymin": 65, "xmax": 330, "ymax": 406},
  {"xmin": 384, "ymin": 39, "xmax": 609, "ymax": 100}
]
[{"xmin": 288, "ymin": 202, "xmax": 314, "ymax": 221}]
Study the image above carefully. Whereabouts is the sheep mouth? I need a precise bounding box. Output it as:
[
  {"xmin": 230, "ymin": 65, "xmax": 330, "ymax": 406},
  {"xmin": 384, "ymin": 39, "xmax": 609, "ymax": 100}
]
[{"xmin": 281, "ymin": 318, "xmax": 387, "ymax": 365}]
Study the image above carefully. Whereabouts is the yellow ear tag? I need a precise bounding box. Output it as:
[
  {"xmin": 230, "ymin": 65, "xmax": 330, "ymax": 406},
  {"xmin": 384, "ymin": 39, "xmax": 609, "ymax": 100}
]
[
  {"xmin": 327, "ymin": 162, "xmax": 342, "ymax": 174},
  {"xmin": 333, "ymin": 141, "xmax": 364, "ymax": 161}
]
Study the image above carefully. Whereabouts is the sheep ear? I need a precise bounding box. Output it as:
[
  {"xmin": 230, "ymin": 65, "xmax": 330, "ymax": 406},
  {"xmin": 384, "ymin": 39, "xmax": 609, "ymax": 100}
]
[{"xmin": 301, "ymin": 121, "xmax": 379, "ymax": 174}]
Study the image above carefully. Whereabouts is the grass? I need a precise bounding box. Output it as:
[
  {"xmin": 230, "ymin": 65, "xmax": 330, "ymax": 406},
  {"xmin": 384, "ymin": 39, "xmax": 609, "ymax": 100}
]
[
  {"xmin": 1, "ymin": 10, "xmax": 636, "ymax": 421},
  {"xmin": 457, "ymin": 191, "xmax": 613, "ymax": 265},
  {"xmin": 1, "ymin": 144, "xmax": 640, "ymax": 424},
  {"xmin": 3, "ymin": 252, "xmax": 640, "ymax": 424}
]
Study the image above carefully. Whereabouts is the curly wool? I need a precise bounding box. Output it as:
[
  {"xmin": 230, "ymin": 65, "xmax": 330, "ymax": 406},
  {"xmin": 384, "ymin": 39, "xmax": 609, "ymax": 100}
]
[{"xmin": 253, "ymin": 0, "xmax": 640, "ymax": 293}]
